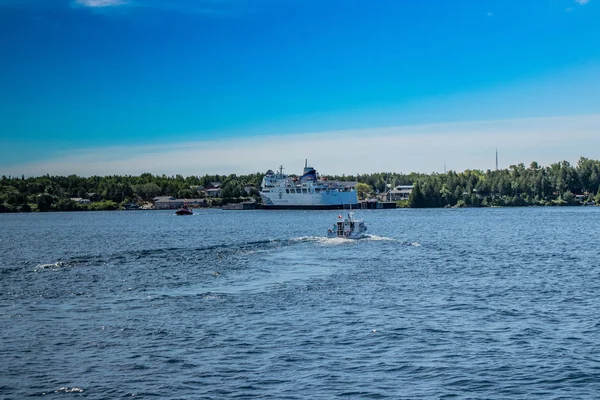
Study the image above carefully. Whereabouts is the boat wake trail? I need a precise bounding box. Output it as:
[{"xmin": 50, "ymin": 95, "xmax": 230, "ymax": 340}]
[
  {"xmin": 33, "ymin": 256, "xmax": 104, "ymax": 271},
  {"xmin": 362, "ymin": 235, "xmax": 422, "ymax": 246},
  {"xmin": 31, "ymin": 239, "xmax": 286, "ymax": 272},
  {"xmin": 293, "ymin": 235, "xmax": 420, "ymax": 246},
  {"xmin": 294, "ymin": 236, "xmax": 355, "ymax": 245},
  {"xmin": 363, "ymin": 234, "xmax": 397, "ymax": 241},
  {"xmin": 31, "ymin": 236, "xmax": 421, "ymax": 274}
]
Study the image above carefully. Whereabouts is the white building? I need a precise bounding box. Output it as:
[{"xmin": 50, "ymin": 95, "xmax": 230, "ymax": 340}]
[
  {"xmin": 152, "ymin": 196, "xmax": 185, "ymax": 209},
  {"xmin": 387, "ymin": 185, "xmax": 414, "ymax": 201},
  {"xmin": 70, "ymin": 198, "xmax": 91, "ymax": 204}
]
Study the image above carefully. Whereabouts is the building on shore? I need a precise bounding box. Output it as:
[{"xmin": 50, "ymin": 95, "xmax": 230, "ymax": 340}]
[
  {"xmin": 70, "ymin": 198, "xmax": 91, "ymax": 204},
  {"xmin": 152, "ymin": 196, "xmax": 184, "ymax": 209},
  {"xmin": 386, "ymin": 185, "xmax": 414, "ymax": 202},
  {"xmin": 152, "ymin": 196, "xmax": 207, "ymax": 209}
]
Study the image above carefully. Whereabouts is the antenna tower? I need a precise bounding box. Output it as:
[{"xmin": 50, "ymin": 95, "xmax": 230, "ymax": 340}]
[{"xmin": 495, "ymin": 149, "xmax": 498, "ymax": 171}]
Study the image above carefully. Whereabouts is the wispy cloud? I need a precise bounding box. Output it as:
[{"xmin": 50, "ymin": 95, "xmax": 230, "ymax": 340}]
[
  {"xmin": 74, "ymin": 0, "xmax": 126, "ymax": 7},
  {"xmin": 68, "ymin": 0, "xmax": 249, "ymax": 16},
  {"xmin": 136, "ymin": 0, "xmax": 250, "ymax": 17},
  {"xmin": 0, "ymin": 0, "xmax": 254, "ymax": 18},
  {"xmin": 567, "ymin": 0, "xmax": 590, "ymax": 12},
  {"xmin": 5, "ymin": 115, "xmax": 600, "ymax": 177}
]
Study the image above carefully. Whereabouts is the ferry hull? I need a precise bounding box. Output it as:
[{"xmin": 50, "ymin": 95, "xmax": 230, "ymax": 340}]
[
  {"xmin": 258, "ymin": 204, "xmax": 360, "ymax": 210},
  {"xmin": 259, "ymin": 191, "xmax": 359, "ymax": 209}
]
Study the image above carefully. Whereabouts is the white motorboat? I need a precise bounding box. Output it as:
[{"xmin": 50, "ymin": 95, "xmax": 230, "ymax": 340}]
[{"xmin": 327, "ymin": 212, "xmax": 367, "ymax": 239}]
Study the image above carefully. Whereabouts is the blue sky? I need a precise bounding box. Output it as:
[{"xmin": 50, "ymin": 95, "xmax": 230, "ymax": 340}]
[{"xmin": 1, "ymin": 0, "xmax": 599, "ymax": 176}]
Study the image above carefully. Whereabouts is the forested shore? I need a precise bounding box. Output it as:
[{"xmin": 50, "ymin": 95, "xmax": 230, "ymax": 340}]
[{"xmin": 2, "ymin": 157, "xmax": 600, "ymax": 212}]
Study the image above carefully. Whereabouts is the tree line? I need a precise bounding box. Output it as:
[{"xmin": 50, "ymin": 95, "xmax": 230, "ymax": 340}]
[
  {"xmin": 1, "ymin": 157, "xmax": 600, "ymax": 212},
  {"xmin": 0, "ymin": 172, "xmax": 263, "ymax": 212},
  {"xmin": 404, "ymin": 158, "xmax": 600, "ymax": 208}
]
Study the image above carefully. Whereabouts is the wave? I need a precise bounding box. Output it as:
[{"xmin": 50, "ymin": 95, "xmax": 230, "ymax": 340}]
[
  {"xmin": 55, "ymin": 387, "xmax": 84, "ymax": 394},
  {"xmin": 33, "ymin": 261, "xmax": 84, "ymax": 271},
  {"xmin": 34, "ymin": 262, "xmax": 65, "ymax": 270}
]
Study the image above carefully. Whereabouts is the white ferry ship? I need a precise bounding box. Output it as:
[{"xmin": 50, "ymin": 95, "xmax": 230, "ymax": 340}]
[{"xmin": 260, "ymin": 162, "xmax": 359, "ymax": 209}]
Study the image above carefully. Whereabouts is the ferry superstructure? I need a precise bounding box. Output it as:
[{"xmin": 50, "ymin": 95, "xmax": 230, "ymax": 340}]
[{"xmin": 260, "ymin": 162, "xmax": 358, "ymax": 209}]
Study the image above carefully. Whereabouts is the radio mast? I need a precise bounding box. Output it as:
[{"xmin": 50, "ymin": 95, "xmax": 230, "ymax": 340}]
[{"xmin": 495, "ymin": 149, "xmax": 498, "ymax": 171}]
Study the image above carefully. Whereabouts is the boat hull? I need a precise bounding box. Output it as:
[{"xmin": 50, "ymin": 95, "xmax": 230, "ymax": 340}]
[
  {"xmin": 260, "ymin": 191, "xmax": 358, "ymax": 208},
  {"xmin": 327, "ymin": 232, "xmax": 367, "ymax": 239},
  {"xmin": 259, "ymin": 204, "xmax": 359, "ymax": 210}
]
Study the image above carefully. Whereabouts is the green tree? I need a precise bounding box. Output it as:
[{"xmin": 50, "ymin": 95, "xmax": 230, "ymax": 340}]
[
  {"xmin": 355, "ymin": 183, "xmax": 373, "ymax": 200},
  {"xmin": 409, "ymin": 181, "xmax": 427, "ymax": 208},
  {"xmin": 36, "ymin": 193, "xmax": 55, "ymax": 212}
]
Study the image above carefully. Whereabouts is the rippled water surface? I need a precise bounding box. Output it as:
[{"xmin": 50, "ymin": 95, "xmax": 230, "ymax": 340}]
[{"xmin": 2, "ymin": 208, "xmax": 600, "ymax": 399}]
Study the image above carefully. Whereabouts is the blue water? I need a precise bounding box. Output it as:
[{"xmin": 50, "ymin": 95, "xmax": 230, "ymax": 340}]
[{"xmin": 1, "ymin": 208, "xmax": 600, "ymax": 399}]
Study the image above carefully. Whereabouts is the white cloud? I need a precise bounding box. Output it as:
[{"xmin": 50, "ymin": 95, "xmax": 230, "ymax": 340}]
[
  {"xmin": 567, "ymin": 0, "xmax": 590, "ymax": 11},
  {"xmin": 5, "ymin": 115, "xmax": 600, "ymax": 177},
  {"xmin": 69, "ymin": 0, "xmax": 246, "ymax": 15},
  {"xmin": 74, "ymin": 0, "xmax": 126, "ymax": 7}
]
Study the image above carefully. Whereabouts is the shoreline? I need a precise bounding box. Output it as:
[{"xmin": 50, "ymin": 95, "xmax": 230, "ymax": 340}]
[{"xmin": 1, "ymin": 202, "xmax": 597, "ymax": 214}]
